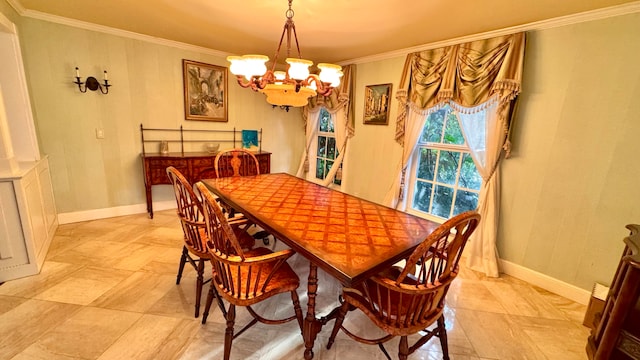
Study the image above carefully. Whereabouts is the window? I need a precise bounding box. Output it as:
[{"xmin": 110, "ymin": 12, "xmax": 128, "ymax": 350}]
[
  {"xmin": 313, "ymin": 108, "xmax": 341, "ymax": 186},
  {"xmin": 409, "ymin": 105, "xmax": 481, "ymax": 220}
]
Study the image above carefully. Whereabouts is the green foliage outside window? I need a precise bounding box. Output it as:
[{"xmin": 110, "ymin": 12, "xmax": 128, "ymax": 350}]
[
  {"xmin": 315, "ymin": 109, "xmax": 341, "ymax": 185},
  {"xmin": 412, "ymin": 105, "xmax": 481, "ymax": 219}
]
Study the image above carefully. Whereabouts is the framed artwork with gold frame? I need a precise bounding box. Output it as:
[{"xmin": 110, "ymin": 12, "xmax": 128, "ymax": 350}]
[
  {"xmin": 363, "ymin": 83, "xmax": 392, "ymax": 125},
  {"xmin": 182, "ymin": 59, "xmax": 228, "ymax": 122}
]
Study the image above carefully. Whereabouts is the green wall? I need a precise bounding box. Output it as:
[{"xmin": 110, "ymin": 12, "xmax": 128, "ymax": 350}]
[
  {"xmin": 499, "ymin": 12, "xmax": 640, "ymax": 290},
  {"xmin": 14, "ymin": 17, "xmax": 304, "ymax": 214}
]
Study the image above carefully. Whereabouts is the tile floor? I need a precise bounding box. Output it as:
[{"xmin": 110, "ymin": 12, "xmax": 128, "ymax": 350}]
[{"xmin": 0, "ymin": 210, "xmax": 591, "ymax": 359}]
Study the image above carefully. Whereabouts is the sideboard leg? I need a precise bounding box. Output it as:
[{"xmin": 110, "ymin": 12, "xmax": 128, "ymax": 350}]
[{"xmin": 145, "ymin": 184, "xmax": 153, "ymax": 219}]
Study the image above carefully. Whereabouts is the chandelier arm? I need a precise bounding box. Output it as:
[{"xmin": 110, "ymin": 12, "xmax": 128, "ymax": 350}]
[
  {"xmin": 233, "ymin": 75, "xmax": 272, "ymax": 92},
  {"xmin": 305, "ymin": 74, "xmax": 334, "ymax": 96}
]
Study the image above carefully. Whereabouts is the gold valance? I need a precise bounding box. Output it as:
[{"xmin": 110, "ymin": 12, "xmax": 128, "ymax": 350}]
[{"xmin": 395, "ymin": 33, "xmax": 525, "ymax": 144}]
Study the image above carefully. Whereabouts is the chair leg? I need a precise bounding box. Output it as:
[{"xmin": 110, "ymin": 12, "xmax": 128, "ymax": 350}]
[
  {"xmin": 176, "ymin": 245, "xmax": 188, "ymax": 285},
  {"xmin": 398, "ymin": 336, "xmax": 409, "ymax": 360},
  {"xmin": 437, "ymin": 315, "xmax": 450, "ymax": 360},
  {"xmin": 327, "ymin": 301, "xmax": 350, "ymax": 349},
  {"xmin": 224, "ymin": 304, "xmax": 236, "ymax": 360},
  {"xmin": 194, "ymin": 258, "xmax": 205, "ymax": 318},
  {"xmin": 202, "ymin": 283, "xmax": 214, "ymax": 324}
]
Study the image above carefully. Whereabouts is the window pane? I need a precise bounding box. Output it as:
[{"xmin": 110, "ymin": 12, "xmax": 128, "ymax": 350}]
[
  {"xmin": 432, "ymin": 185, "xmax": 453, "ymax": 218},
  {"xmin": 436, "ymin": 151, "xmax": 460, "ymax": 185},
  {"xmin": 319, "ymin": 110, "xmax": 330, "ymax": 132},
  {"xmin": 327, "ymin": 137, "xmax": 336, "ymax": 160},
  {"xmin": 420, "ymin": 109, "xmax": 445, "ymax": 143},
  {"xmin": 454, "ymin": 190, "xmax": 479, "ymax": 215},
  {"xmin": 316, "ymin": 158, "xmax": 325, "ymax": 179},
  {"xmin": 413, "ymin": 181, "xmax": 432, "ymax": 213},
  {"xmin": 417, "ymin": 148, "xmax": 437, "ymax": 181},
  {"xmin": 443, "ymin": 112, "xmax": 465, "ymax": 145},
  {"xmin": 317, "ymin": 136, "xmax": 326, "ymax": 157},
  {"xmin": 326, "ymin": 160, "xmax": 334, "ymax": 176},
  {"xmin": 459, "ymin": 153, "xmax": 482, "ymax": 190}
]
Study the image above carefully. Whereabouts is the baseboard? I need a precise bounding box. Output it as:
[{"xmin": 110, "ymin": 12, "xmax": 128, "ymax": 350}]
[
  {"xmin": 57, "ymin": 200, "xmax": 176, "ymax": 224},
  {"xmin": 500, "ymin": 259, "xmax": 591, "ymax": 305}
]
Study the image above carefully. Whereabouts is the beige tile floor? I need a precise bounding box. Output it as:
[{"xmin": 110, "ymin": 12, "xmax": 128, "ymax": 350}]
[{"xmin": 0, "ymin": 210, "xmax": 591, "ymax": 360}]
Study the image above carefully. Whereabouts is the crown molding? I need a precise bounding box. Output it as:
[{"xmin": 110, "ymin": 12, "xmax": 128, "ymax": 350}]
[
  {"xmin": 9, "ymin": 5, "xmax": 230, "ymax": 58},
  {"xmin": 7, "ymin": 0, "xmax": 640, "ymax": 63},
  {"xmin": 342, "ymin": 1, "xmax": 640, "ymax": 65}
]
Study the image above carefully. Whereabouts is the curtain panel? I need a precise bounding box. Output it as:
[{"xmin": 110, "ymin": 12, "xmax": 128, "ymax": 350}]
[
  {"xmin": 390, "ymin": 33, "xmax": 525, "ymax": 277},
  {"xmin": 298, "ymin": 65, "xmax": 355, "ymax": 186}
]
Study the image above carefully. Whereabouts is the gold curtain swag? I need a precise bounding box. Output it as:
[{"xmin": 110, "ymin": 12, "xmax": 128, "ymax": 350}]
[{"xmin": 394, "ymin": 33, "xmax": 525, "ymax": 148}]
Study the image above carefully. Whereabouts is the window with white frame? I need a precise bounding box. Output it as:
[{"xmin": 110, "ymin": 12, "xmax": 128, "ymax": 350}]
[
  {"xmin": 408, "ymin": 105, "xmax": 482, "ymax": 220},
  {"xmin": 311, "ymin": 108, "xmax": 341, "ymax": 186}
]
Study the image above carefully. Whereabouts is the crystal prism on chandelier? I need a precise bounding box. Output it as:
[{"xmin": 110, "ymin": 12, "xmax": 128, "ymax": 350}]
[{"xmin": 227, "ymin": 0, "xmax": 343, "ymax": 109}]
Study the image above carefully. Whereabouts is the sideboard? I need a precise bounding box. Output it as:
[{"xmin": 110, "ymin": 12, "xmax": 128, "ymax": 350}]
[
  {"xmin": 141, "ymin": 151, "xmax": 271, "ymax": 218},
  {"xmin": 587, "ymin": 224, "xmax": 640, "ymax": 360}
]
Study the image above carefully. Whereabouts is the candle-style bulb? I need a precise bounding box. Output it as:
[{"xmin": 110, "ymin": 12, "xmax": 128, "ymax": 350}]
[
  {"xmin": 103, "ymin": 70, "xmax": 108, "ymax": 81},
  {"xmin": 75, "ymin": 67, "xmax": 80, "ymax": 77}
]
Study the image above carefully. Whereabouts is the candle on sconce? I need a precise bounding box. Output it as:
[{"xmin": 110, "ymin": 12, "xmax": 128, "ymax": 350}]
[
  {"xmin": 104, "ymin": 70, "xmax": 108, "ymax": 81},
  {"xmin": 75, "ymin": 67, "xmax": 80, "ymax": 77}
]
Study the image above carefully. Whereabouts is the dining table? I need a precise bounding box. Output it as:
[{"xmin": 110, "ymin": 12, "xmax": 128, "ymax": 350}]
[{"xmin": 201, "ymin": 172, "xmax": 440, "ymax": 359}]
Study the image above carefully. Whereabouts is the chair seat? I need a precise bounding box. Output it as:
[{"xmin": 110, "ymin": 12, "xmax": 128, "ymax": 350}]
[
  {"xmin": 234, "ymin": 226, "xmax": 256, "ymax": 250},
  {"xmin": 188, "ymin": 226, "xmax": 256, "ymax": 260},
  {"xmin": 214, "ymin": 247, "xmax": 300, "ymax": 306}
]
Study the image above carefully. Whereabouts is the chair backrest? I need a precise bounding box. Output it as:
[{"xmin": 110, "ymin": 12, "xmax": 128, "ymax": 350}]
[
  {"xmin": 214, "ymin": 149, "xmax": 260, "ymax": 178},
  {"xmin": 166, "ymin": 166, "xmax": 207, "ymax": 254},
  {"xmin": 345, "ymin": 211, "xmax": 481, "ymax": 334},
  {"xmin": 195, "ymin": 181, "xmax": 294, "ymax": 303}
]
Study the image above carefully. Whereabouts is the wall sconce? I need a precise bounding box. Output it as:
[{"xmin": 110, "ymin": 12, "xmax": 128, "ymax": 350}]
[{"xmin": 74, "ymin": 67, "xmax": 111, "ymax": 94}]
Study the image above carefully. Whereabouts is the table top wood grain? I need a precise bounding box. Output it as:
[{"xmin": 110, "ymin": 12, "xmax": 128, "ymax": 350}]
[{"xmin": 202, "ymin": 173, "xmax": 439, "ymax": 286}]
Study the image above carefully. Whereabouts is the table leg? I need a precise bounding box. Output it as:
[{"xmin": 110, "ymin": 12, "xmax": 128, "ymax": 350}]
[{"xmin": 304, "ymin": 263, "xmax": 320, "ymax": 360}]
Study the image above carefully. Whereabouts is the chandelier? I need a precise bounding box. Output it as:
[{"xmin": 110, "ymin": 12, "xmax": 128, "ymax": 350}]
[{"xmin": 227, "ymin": 0, "xmax": 343, "ymax": 110}]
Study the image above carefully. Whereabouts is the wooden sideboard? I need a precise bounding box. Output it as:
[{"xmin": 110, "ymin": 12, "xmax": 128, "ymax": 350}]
[
  {"xmin": 141, "ymin": 151, "xmax": 271, "ymax": 218},
  {"xmin": 587, "ymin": 224, "xmax": 640, "ymax": 360}
]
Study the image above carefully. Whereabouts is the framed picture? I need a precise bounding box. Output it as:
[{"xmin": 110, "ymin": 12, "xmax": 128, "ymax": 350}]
[
  {"xmin": 182, "ymin": 59, "xmax": 228, "ymax": 122},
  {"xmin": 363, "ymin": 83, "xmax": 392, "ymax": 125}
]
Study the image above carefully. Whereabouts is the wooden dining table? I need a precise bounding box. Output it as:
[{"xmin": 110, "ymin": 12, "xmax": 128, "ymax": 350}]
[{"xmin": 201, "ymin": 173, "xmax": 440, "ymax": 359}]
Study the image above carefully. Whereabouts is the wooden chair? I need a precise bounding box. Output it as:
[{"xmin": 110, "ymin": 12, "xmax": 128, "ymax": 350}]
[
  {"xmin": 214, "ymin": 148, "xmax": 260, "ymax": 178},
  {"xmin": 214, "ymin": 148, "xmax": 274, "ymax": 247},
  {"xmin": 327, "ymin": 211, "xmax": 481, "ymax": 360},
  {"xmin": 166, "ymin": 166, "xmax": 255, "ymax": 318},
  {"xmin": 195, "ymin": 182, "xmax": 304, "ymax": 360}
]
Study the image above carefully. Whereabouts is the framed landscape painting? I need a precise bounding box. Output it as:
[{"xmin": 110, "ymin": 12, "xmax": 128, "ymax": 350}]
[
  {"xmin": 182, "ymin": 59, "xmax": 228, "ymax": 122},
  {"xmin": 363, "ymin": 83, "xmax": 392, "ymax": 125}
]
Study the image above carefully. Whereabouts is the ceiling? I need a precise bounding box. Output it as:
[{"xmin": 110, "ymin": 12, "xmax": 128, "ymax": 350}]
[{"xmin": 9, "ymin": 0, "xmax": 640, "ymax": 64}]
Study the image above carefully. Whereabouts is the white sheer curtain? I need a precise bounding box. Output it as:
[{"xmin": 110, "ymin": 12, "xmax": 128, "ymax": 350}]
[
  {"xmin": 322, "ymin": 106, "xmax": 348, "ymax": 187},
  {"xmin": 383, "ymin": 105, "xmax": 431, "ymax": 209},
  {"xmin": 453, "ymin": 98, "xmax": 501, "ymax": 277},
  {"xmin": 296, "ymin": 108, "xmax": 322, "ymax": 177}
]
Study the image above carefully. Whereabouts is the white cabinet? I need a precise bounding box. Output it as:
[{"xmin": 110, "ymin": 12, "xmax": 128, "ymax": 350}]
[{"xmin": 0, "ymin": 157, "xmax": 57, "ymax": 282}]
